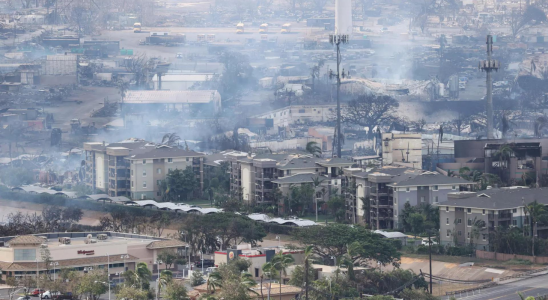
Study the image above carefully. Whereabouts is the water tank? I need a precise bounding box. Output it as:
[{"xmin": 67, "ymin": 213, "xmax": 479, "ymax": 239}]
[{"xmin": 335, "ymin": 0, "xmax": 352, "ymax": 35}]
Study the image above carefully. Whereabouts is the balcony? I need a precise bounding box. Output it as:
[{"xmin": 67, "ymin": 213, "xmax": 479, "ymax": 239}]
[
  {"xmin": 488, "ymin": 213, "xmax": 512, "ymax": 221},
  {"xmin": 370, "ymin": 201, "xmax": 393, "ymax": 208}
]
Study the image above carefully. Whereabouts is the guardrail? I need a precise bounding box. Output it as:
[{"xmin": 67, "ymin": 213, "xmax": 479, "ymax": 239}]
[
  {"xmin": 446, "ymin": 267, "xmax": 548, "ymax": 296},
  {"xmin": 497, "ymin": 266, "xmax": 548, "ymax": 282},
  {"xmin": 445, "ymin": 282, "xmax": 497, "ymax": 296}
]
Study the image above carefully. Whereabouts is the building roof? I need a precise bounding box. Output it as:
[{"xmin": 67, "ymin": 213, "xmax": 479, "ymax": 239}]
[
  {"xmin": 272, "ymin": 173, "xmax": 320, "ymax": 184},
  {"xmin": 439, "ymin": 188, "xmax": 548, "ymax": 209},
  {"xmin": 151, "ymin": 74, "xmax": 215, "ymax": 82},
  {"xmin": 146, "ymin": 239, "xmax": 186, "ymax": 249},
  {"xmin": 8, "ymin": 235, "xmax": 46, "ymax": 246},
  {"xmin": 247, "ymin": 213, "xmax": 316, "ymax": 227},
  {"xmin": 127, "ymin": 146, "xmax": 204, "ymax": 160},
  {"xmin": 317, "ymin": 157, "xmax": 354, "ymax": 167},
  {"xmin": 124, "ymin": 90, "xmax": 220, "ymax": 104},
  {"xmin": 389, "ymin": 172, "xmax": 471, "ymax": 187},
  {"xmin": 277, "ymin": 157, "xmax": 320, "ymax": 170},
  {"xmin": 1, "ymin": 254, "xmax": 139, "ymax": 271},
  {"xmin": 374, "ymin": 230, "xmax": 408, "ymax": 239}
]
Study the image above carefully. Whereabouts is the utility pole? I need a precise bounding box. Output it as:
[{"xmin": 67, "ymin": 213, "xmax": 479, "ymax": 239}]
[
  {"xmin": 428, "ymin": 233, "xmax": 433, "ymax": 294},
  {"xmin": 329, "ymin": 34, "xmax": 349, "ymax": 158},
  {"xmin": 479, "ymin": 35, "xmax": 499, "ymax": 139}
]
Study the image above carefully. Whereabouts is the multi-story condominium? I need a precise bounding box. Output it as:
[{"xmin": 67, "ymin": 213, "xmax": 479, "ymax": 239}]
[
  {"xmin": 223, "ymin": 152, "xmax": 353, "ymax": 205},
  {"xmin": 84, "ymin": 139, "xmax": 204, "ymax": 200},
  {"xmin": 343, "ymin": 167, "xmax": 472, "ymax": 229},
  {"xmin": 438, "ymin": 187, "xmax": 547, "ymax": 250}
]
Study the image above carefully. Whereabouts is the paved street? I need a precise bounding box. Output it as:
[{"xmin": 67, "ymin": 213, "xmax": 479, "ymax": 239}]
[{"xmin": 445, "ymin": 274, "xmax": 548, "ymax": 300}]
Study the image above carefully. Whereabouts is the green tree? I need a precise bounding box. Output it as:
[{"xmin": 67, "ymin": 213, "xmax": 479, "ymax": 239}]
[
  {"xmin": 206, "ymin": 271, "xmax": 223, "ymax": 294},
  {"xmin": 469, "ymin": 217, "xmax": 486, "ymax": 251},
  {"xmin": 115, "ymin": 285, "xmax": 148, "ymax": 300},
  {"xmin": 408, "ymin": 213, "xmax": 425, "ymax": 238},
  {"xmin": 75, "ymin": 271, "xmax": 108, "ymax": 300},
  {"xmin": 292, "ymin": 224, "xmax": 401, "ymax": 267},
  {"xmin": 262, "ymin": 262, "xmax": 277, "ymax": 300},
  {"xmin": 270, "ymin": 252, "xmax": 295, "ymax": 300},
  {"xmin": 327, "ymin": 194, "xmax": 346, "ymax": 222},
  {"xmin": 524, "ymin": 200, "xmax": 548, "ymax": 256},
  {"xmin": 166, "ymin": 167, "xmax": 199, "ymax": 202},
  {"xmin": 158, "ymin": 269, "xmax": 173, "ymax": 292},
  {"xmin": 191, "ymin": 271, "xmax": 205, "ymax": 287},
  {"xmin": 157, "ymin": 250, "xmax": 183, "ymax": 270},
  {"xmin": 306, "ymin": 141, "xmax": 322, "ymax": 157},
  {"xmin": 0, "ymin": 167, "xmax": 35, "ymax": 187},
  {"xmin": 163, "ymin": 281, "xmax": 188, "ymax": 300}
]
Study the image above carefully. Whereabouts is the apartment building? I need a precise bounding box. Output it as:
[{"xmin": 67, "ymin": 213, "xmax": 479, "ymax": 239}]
[
  {"xmin": 84, "ymin": 139, "xmax": 204, "ymax": 200},
  {"xmin": 381, "ymin": 133, "xmax": 423, "ymax": 169},
  {"xmin": 344, "ymin": 168, "xmax": 472, "ymax": 229},
  {"xmin": 438, "ymin": 188, "xmax": 548, "ymax": 250},
  {"xmin": 127, "ymin": 147, "xmax": 204, "ymax": 200},
  {"xmin": 224, "ymin": 152, "xmax": 353, "ymax": 205}
]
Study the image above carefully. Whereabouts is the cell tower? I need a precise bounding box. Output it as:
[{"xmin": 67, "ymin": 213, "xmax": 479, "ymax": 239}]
[{"xmin": 479, "ymin": 35, "xmax": 500, "ymax": 139}]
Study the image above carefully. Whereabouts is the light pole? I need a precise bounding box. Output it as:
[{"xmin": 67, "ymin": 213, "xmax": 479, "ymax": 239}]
[
  {"xmin": 200, "ymin": 251, "xmax": 204, "ymax": 274},
  {"xmin": 275, "ymin": 235, "xmax": 280, "ymax": 248},
  {"xmin": 107, "ymin": 254, "xmax": 111, "ymax": 300},
  {"xmin": 120, "ymin": 254, "xmax": 129, "ymax": 284},
  {"xmin": 180, "ymin": 231, "xmax": 191, "ymax": 278},
  {"xmin": 36, "ymin": 259, "xmax": 40, "ymax": 300},
  {"xmin": 50, "ymin": 262, "xmax": 59, "ymax": 281},
  {"xmin": 155, "ymin": 260, "xmax": 162, "ymax": 300},
  {"xmin": 329, "ymin": 34, "xmax": 349, "ymax": 158}
]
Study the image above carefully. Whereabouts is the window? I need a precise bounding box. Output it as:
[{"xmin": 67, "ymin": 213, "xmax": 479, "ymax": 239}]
[
  {"xmin": 406, "ymin": 187, "xmax": 410, "ymax": 192},
  {"xmin": 446, "ymin": 218, "xmax": 449, "ymax": 225},
  {"xmin": 157, "ymin": 180, "xmax": 161, "ymax": 186},
  {"xmin": 394, "ymin": 198, "xmax": 397, "ymax": 204},
  {"xmin": 168, "ymin": 158, "xmax": 173, "ymax": 163},
  {"xmin": 458, "ymin": 231, "xmax": 462, "ymax": 236},
  {"xmin": 482, "ymin": 234, "xmax": 487, "ymax": 241},
  {"xmin": 186, "ymin": 158, "xmax": 189, "ymax": 162},
  {"xmin": 457, "ymin": 218, "xmax": 462, "ymax": 224},
  {"xmin": 299, "ymin": 109, "xmax": 305, "ymax": 113},
  {"xmin": 143, "ymin": 159, "xmax": 146, "ymax": 164},
  {"xmin": 394, "ymin": 209, "xmax": 398, "ymax": 216},
  {"xmin": 287, "ymin": 170, "xmax": 291, "ymax": 175},
  {"xmin": 131, "ymin": 181, "xmax": 134, "ymax": 187},
  {"xmin": 467, "ymin": 232, "xmax": 470, "ymax": 239},
  {"xmin": 143, "ymin": 181, "xmax": 147, "ymax": 188},
  {"xmin": 157, "ymin": 168, "xmax": 162, "ymax": 174},
  {"xmin": 467, "ymin": 208, "xmax": 471, "ymax": 213},
  {"xmin": 433, "ymin": 185, "xmax": 439, "ymax": 191},
  {"xmin": 446, "ymin": 206, "xmax": 449, "ymax": 212},
  {"xmin": 512, "ymin": 208, "xmax": 517, "ymax": 213},
  {"xmin": 468, "ymin": 219, "xmax": 472, "ymax": 226},
  {"xmin": 452, "ymin": 185, "xmax": 456, "ymax": 190},
  {"xmin": 255, "ymin": 268, "xmax": 259, "ymax": 277},
  {"xmin": 482, "ymin": 209, "xmax": 486, "ymax": 215},
  {"xmin": 143, "ymin": 170, "xmax": 146, "ymax": 177},
  {"xmin": 434, "ymin": 196, "xmax": 439, "ymax": 203},
  {"xmin": 14, "ymin": 249, "xmax": 36, "ymax": 261},
  {"xmin": 168, "ymin": 168, "xmax": 172, "ymax": 172},
  {"xmin": 131, "ymin": 170, "xmax": 134, "ymax": 176},
  {"xmin": 446, "ymin": 230, "xmax": 450, "ymax": 237},
  {"xmin": 420, "ymin": 196, "xmax": 425, "ymax": 202},
  {"xmin": 512, "ymin": 220, "xmax": 517, "ymax": 226}
]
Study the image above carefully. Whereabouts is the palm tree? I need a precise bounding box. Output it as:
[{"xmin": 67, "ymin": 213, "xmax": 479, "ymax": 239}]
[
  {"xmin": 303, "ymin": 245, "xmax": 313, "ymax": 300},
  {"xmin": 270, "ymin": 252, "xmax": 295, "ymax": 300},
  {"xmin": 162, "ymin": 133, "xmax": 181, "ymax": 147},
  {"xmin": 469, "ymin": 217, "xmax": 486, "ymax": 251},
  {"xmin": 206, "ymin": 271, "xmax": 223, "ymax": 294},
  {"xmin": 158, "ymin": 269, "xmax": 173, "ymax": 291},
  {"xmin": 305, "ymin": 141, "xmax": 322, "ymax": 157},
  {"xmin": 524, "ymin": 200, "xmax": 548, "ymax": 256},
  {"xmin": 262, "ymin": 262, "xmax": 276, "ymax": 300},
  {"xmin": 459, "ymin": 167, "xmax": 471, "ymax": 180},
  {"xmin": 136, "ymin": 262, "xmax": 152, "ymax": 289},
  {"xmin": 240, "ymin": 272, "xmax": 259, "ymax": 296},
  {"xmin": 495, "ymin": 144, "xmax": 513, "ymax": 170}
]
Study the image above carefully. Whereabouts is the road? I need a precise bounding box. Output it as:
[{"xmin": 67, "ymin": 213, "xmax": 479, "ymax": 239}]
[{"xmin": 445, "ymin": 274, "xmax": 548, "ymax": 300}]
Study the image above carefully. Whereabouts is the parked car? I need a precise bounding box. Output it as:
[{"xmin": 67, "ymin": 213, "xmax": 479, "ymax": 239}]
[
  {"xmin": 42, "ymin": 291, "xmax": 61, "ymax": 299},
  {"xmin": 421, "ymin": 238, "xmax": 438, "ymax": 246},
  {"xmin": 30, "ymin": 289, "xmax": 45, "ymax": 297},
  {"xmin": 52, "ymin": 294, "xmax": 73, "ymax": 300},
  {"xmin": 205, "ymin": 267, "xmax": 218, "ymax": 273},
  {"xmin": 17, "ymin": 296, "xmax": 32, "ymax": 300},
  {"xmin": 194, "ymin": 259, "xmax": 215, "ymax": 268}
]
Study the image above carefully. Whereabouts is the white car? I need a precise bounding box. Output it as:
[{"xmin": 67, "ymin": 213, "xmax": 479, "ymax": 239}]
[
  {"xmin": 17, "ymin": 297, "xmax": 31, "ymax": 300},
  {"xmin": 421, "ymin": 238, "xmax": 438, "ymax": 246},
  {"xmin": 41, "ymin": 291, "xmax": 61, "ymax": 299}
]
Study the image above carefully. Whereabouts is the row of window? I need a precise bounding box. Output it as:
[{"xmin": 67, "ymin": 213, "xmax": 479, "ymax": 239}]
[
  {"xmin": 139, "ymin": 158, "xmax": 175, "ymax": 164},
  {"xmin": 403, "ymin": 185, "xmax": 457, "ymax": 192},
  {"xmin": 445, "ymin": 207, "xmax": 519, "ymax": 214},
  {"xmin": 131, "ymin": 167, "xmax": 183, "ymax": 177},
  {"xmin": 446, "ymin": 230, "xmax": 487, "ymax": 241},
  {"xmin": 446, "ymin": 218, "xmax": 518, "ymax": 226}
]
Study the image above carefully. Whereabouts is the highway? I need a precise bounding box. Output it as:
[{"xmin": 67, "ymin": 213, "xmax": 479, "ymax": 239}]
[{"xmin": 444, "ymin": 274, "xmax": 548, "ymax": 300}]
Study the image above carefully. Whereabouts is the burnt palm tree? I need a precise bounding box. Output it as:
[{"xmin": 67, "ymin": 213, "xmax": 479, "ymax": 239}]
[
  {"xmin": 161, "ymin": 133, "xmax": 181, "ymax": 147},
  {"xmin": 305, "ymin": 141, "xmax": 322, "ymax": 157}
]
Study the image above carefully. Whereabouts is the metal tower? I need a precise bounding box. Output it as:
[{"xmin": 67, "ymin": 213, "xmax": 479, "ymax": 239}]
[
  {"xmin": 479, "ymin": 35, "xmax": 500, "ymax": 139},
  {"xmin": 329, "ymin": 34, "xmax": 349, "ymax": 158}
]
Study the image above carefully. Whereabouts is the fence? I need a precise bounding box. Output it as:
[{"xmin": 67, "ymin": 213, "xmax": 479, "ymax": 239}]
[{"xmin": 476, "ymin": 250, "xmax": 548, "ymax": 264}]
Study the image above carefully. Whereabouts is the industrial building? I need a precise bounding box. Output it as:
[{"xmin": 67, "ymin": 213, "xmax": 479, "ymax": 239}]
[{"xmin": 122, "ymin": 90, "xmax": 222, "ymax": 116}]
